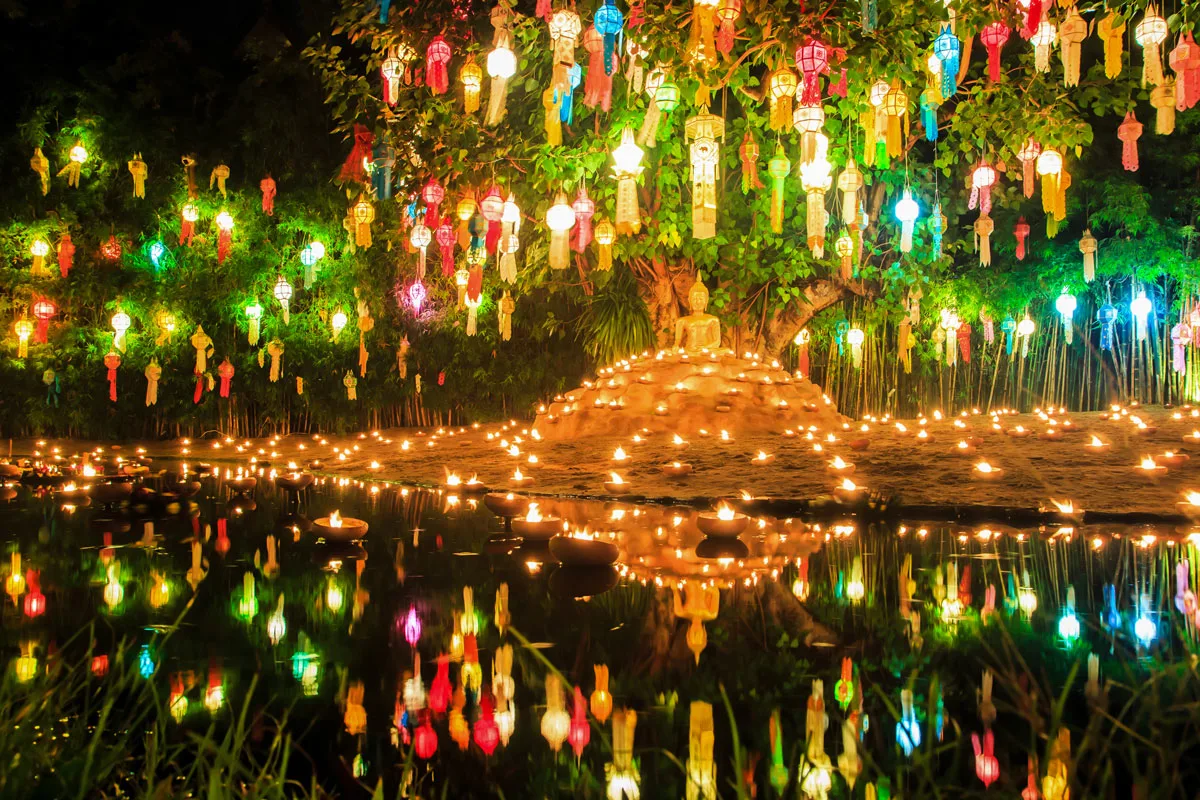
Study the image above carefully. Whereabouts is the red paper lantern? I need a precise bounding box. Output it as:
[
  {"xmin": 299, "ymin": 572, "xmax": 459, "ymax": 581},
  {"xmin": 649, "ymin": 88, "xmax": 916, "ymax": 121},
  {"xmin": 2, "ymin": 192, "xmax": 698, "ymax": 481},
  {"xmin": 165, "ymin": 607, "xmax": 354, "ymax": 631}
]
[
  {"xmin": 1014, "ymin": 217, "xmax": 1030, "ymax": 260},
  {"xmin": 91, "ymin": 654, "xmax": 109, "ymax": 677},
  {"xmin": 972, "ymin": 730, "xmax": 1000, "ymax": 788},
  {"xmin": 415, "ymin": 718, "xmax": 438, "ymax": 759},
  {"xmin": 100, "ymin": 235, "xmax": 122, "ymax": 262},
  {"xmin": 794, "ymin": 39, "xmax": 828, "ymax": 105},
  {"xmin": 32, "ymin": 298, "xmax": 56, "ymax": 343},
  {"xmin": 426, "ymin": 36, "xmax": 452, "ymax": 95},
  {"xmin": 474, "ymin": 695, "xmax": 501, "ymax": 756},
  {"xmin": 422, "ymin": 178, "xmax": 445, "ymax": 226},
  {"xmin": 23, "ymin": 571, "xmax": 45, "ymax": 618},
  {"xmin": 980, "ymin": 23, "xmax": 1010, "ymax": 82},
  {"xmin": 429, "ymin": 655, "xmax": 452, "ymax": 713},
  {"xmin": 568, "ymin": 686, "xmax": 590, "ymax": 758}
]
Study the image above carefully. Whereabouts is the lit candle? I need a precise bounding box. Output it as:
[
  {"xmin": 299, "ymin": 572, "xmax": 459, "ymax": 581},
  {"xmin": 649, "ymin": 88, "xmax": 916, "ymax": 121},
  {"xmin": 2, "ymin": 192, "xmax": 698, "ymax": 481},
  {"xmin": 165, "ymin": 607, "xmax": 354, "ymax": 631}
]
[
  {"xmin": 604, "ymin": 472, "xmax": 626, "ymax": 493},
  {"xmin": 662, "ymin": 461, "xmax": 692, "ymax": 477},
  {"xmin": 972, "ymin": 461, "xmax": 1004, "ymax": 480},
  {"xmin": 915, "ymin": 429, "xmax": 933, "ymax": 443},
  {"xmin": 1136, "ymin": 456, "xmax": 1167, "ymax": 479},
  {"xmin": 954, "ymin": 440, "xmax": 977, "ymax": 455},
  {"xmin": 1006, "ymin": 426, "xmax": 1029, "ymax": 438},
  {"xmin": 1159, "ymin": 451, "xmax": 1190, "ymax": 467},
  {"xmin": 1038, "ymin": 428, "xmax": 1063, "ymax": 441},
  {"xmin": 673, "ymin": 434, "xmax": 689, "ymax": 449},
  {"xmin": 1183, "ymin": 430, "xmax": 1200, "ymax": 444},
  {"xmin": 612, "ymin": 446, "xmax": 628, "ymax": 462},
  {"xmin": 833, "ymin": 477, "xmax": 863, "ymax": 502},
  {"xmin": 826, "ymin": 456, "xmax": 855, "ymax": 474},
  {"xmin": 1176, "ymin": 490, "xmax": 1200, "ymax": 518},
  {"xmin": 752, "ymin": 450, "xmax": 776, "ymax": 465}
]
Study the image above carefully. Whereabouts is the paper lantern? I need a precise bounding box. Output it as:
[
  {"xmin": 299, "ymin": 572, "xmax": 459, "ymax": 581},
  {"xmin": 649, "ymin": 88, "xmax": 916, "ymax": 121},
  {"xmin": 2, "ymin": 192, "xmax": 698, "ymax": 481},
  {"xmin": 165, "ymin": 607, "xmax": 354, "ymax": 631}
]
[
  {"xmin": 1076, "ymin": 229, "xmax": 1097, "ymax": 282},
  {"xmin": 100, "ymin": 235, "xmax": 122, "ymax": 262},
  {"xmin": 837, "ymin": 159, "xmax": 862, "ymax": 225},
  {"xmin": 31, "ymin": 148, "xmax": 49, "ymax": 195},
  {"xmin": 329, "ymin": 308, "xmax": 347, "ymax": 341},
  {"xmin": 244, "ymin": 301, "xmax": 263, "ymax": 346},
  {"xmin": 685, "ymin": 108, "xmax": 725, "ymax": 240},
  {"xmin": 29, "ymin": 238, "xmax": 50, "ymax": 275},
  {"xmin": 485, "ymin": 37, "xmax": 517, "ymax": 126},
  {"xmin": 260, "ymin": 175, "xmax": 277, "ymax": 215},
  {"xmin": 1150, "ymin": 81, "xmax": 1176, "ymax": 133},
  {"xmin": 425, "ymin": 35, "xmax": 451, "ymax": 95},
  {"xmin": 1118, "ymin": 111, "xmax": 1142, "ymax": 171},
  {"xmin": 582, "ymin": 26, "xmax": 613, "ymax": 111},
  {"xmin": 1172, "ymin": 323, "xmax": 1191, "ymax": 372},
  {"xmin": 933, "ymin": 25, "xmax": 960, "ymax": 97},
  {"xmin": 1029, "ymin": 16, "xmax": 1057, "ymax": 73},
  {"xmin": 545, "ymin": 193, "xmax": 577, "ymax": 270},
  {"xmin": 1001, "ymin": 315, "xmax": 1017, "ymax": 355},
  {"xmin": 572, "ymin": 186, "xmax": 595, "ymax": 253},
  {"xmin": 111, "ymin": 310, "xmax": 131, "ymax": 353},
  {"xmin": 1134, "ymin": 594, "xmax": 1156, "ymax": 646},
  {"xmin": 590, "ymin": 664, "xmax": 612, "ymax": 723},
  {"xmin": 14, "ymin": 318, "xmax": 32, "ymax": 358},
  {"xmin": 767, "ymin": 146, "xmax": 791, "ymax": 234},
  {"xmin": 920, "ymin": 87, "xmax": 939, "ymax": 141},
  {"xmin": 1014, "ymin": 138, "xmax": 1040, "ymax": 198},
  {"xmin": 606, "ymin": 709, "xmax": 639, "ymax": 798},
  {"xmin": 879, "ymin": 80, "xmax": 908, "ymax": 159},
  {"xmin": 636, "ymin": 69, "xmax": 667, "ymax": 146},
  {"xmin": 144, "ymin": 358, "xmax": 161, "ymax": 406},
  {"xmin": 1098, "ymin": 303, "xmax": 1117, "ymax": 350},
  {"xmin": 414, "ymin": 719, "xmax": 438, "ymax": 759},
  {"xmin": 435, "ymin": 221, "xmax": 457, "ymax": 278},
  {"xmin": 715, "ymin": 0, "xmax": 740, "ymax": 55},
  {"xmin": 1014, "ymin": 217, "xmax": 1030, "ymax": 260},
  {"xmin": 792, "ymin": 101, "xmax": 824, "ymax": 163},
  {"xmin": 32, "ymin": 298, "xmax": 55, "ymax": 343},
  {"xmin": 1170, "ymin": 34, "xmax": 1200, "ymax": 109},
  {"xmin": 1097, "ymin": 12, "xmax": 1126, "ymax": 79},
  {"xmin": 1059, "ymin": 6, "xmax": 1086, "ymax": 86},
  {"xmin": 795, "ymin": 39, "xmax": 828, "ymax": 104},
  {"xmin": 687, "ymin": 0, "xmax": 719, "ymax": 63},
  {"xmin": 209, "ymin": 164, "xmax": 230, "ymax": 198},
  {"xmin": 834, "ymin": 232, "xmax": 854, "ymax": 281},
  {"xmin": 180, "ymin": 202, "xmax": 199, "ymax": 246},
  {"xmin": 472, "ymin": 695, "xmax": 501, "ymax": 757},
  {"xmin": 972, "ymin": 730, "xmax": 1000, "ymax": 788},
  {"xmin": 381, "ymin": 46, "xmax": 413, "ymax": 105},
  {"xmin": 767, "ymin": 68, "xmax": 798, "ymax": 131},
  {"xmin": 1131, "ymin": 290, "xmax": 1152, "ymax": 341},
  {"xmin": 896, "ymin": 689, "xmax": 921, "ymax": 756},
  {"xmin": 980, "ymin": 22, "xmax": 1009, "ymax": 82},
  {"xmin": 1055, "ymin": 289, "xmax": 1077, "ymax": 344},
  {"xmin": 215, "ymin": 211, "xmax": 234, "ymax": 264},
  {"xmin": 1036, "ymin": 147, "xmax": 1062, "ymax": 211},
  {"xmin": 611, "ymin": 127, "xmax": 644, "ymax": 235},
  {"xmin": 460, "ymin": 56, "xmax": 483, "ymax": 114},
  {"xmin": 894, "ymin": 190, "xmax": 919, "ymax": 253},
  {"xmin": 974, "ymin": 213, "xmax": 994, "ymax": 266},
  {"xmin": 969, "ymin": 161, "xmax": 997, "ymax": 214},
  {"xmin": 798, "ymin": 134, "xmax": 832, "ymax": 257},
  {"xmin": 274, "ymin": 275, "xmax": 293, "ymax": 324},
  {"xmin": 480, "ymin": 186, "xmax": 504, "ymax": 253},
  {"xmin": 594, "ymin": 219, "xmax": 616, "ymax": 271},
  {"xmin": 351, "ymin": 196, "xmax": 374, "ymax": 249},
  {"xmin": 567, "ymin": 686, "xmax": 590, "ymax": 758},
  {"xmin": 58, "ymin": 234, "xmax": 75, "ymax": 277},
  {"xmin": 408, "ymin": 280, "xmax": 427, "ymax": 315},
  {"xmin": 593, "ymin": 0, "xmax": 624, "ymax": 74},
  {"xmin": 1058, "ymin": 585, "xmax": 1081, "ymax": 640},
  {"xmin": 60, "ymin": 140, "xmax": 87, "ymax": 188},
  {"xmin": 739, "ymin": 131, "xmax": 763, "ymax": 192},
  {"xmin": 1135, "ymin": 7, "xmax": 1169, "ymax": 87},
  {"xmin": 104, "ymin": 350, "xmax": 121, "ymax": 401},
  {"xmin": 1016, "ymin": 316, "xmax": 1036, "ymax": 358},
  {"xmin": 541, "ymin": 674, "xmax": 570, "ymax": 751},
  {"xmin": 410, "ymin": 223, "xmax": 431, "ymax": 280}
]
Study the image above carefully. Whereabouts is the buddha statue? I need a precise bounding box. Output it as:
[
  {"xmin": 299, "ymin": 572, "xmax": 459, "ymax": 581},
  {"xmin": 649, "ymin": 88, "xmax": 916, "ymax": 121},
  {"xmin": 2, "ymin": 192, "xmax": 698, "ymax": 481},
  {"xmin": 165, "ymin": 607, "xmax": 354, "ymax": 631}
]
[{"xmin": 673, "ymin": 275, "xmax": 722, "ymax": 353}]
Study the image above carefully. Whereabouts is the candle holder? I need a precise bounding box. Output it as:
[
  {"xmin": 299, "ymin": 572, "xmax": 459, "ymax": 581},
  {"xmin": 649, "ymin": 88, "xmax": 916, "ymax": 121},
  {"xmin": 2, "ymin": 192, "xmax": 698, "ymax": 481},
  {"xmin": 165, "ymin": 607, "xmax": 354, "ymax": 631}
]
[
  {"xmin": 751, "ymin": 452, "xmax": 776, "ymax": 465},
  {"xmin": 1135, "ymin": 462, "xmax": 1168, "ymax": 480},
  {"xmin": 1084, "ymin": 439, "xmax": 1111, "ymax": 454},
  {"xmin": 696, "ymin": 510, "xmax": 749, "ymax": 538},
  {"xmin": 1005, "ymin": 427, "xmax": 1030, "ymax": 439},
  {"xmin": 833, "ymin": 481, "xmax": 865, "ymax": 503},
  {"xmin": 1159, "ymin": 452, "xmax": 1190, "ymax": 467},
  {"xmin": 227, "ymin": 475, "xmax": 258, "ymax": 493},
  {"xmin": 1038, "ymin": 429, "xmax": 1063, "ymax": 441},
  {"xmin": 549, "ymin": 534, "xmax": 619, "ymax": 566},
  {"xmin": 276, "ymin": 472, "xmax": 315, "ymax": 491},
  {"xmin": 313, "ymin": 514, "xmax": 369, "ymax": 542},
  {"xmin": 483, "ymin": 492, "xmax": 530, "ymax": 519},
  {"xmin": 953, "ymin": 442, "xmax": 977, "ymax": 456},
  {"xmin": 849, "ymin": 438, "xmax": 871, "ymax": 451},
  {"xmin": 972, "ymin": 464, "xmax": 1005, "ymax": 481},
  {"xmin": 662, "ymin": 462, "xmax": 693, "ymax": 478}
]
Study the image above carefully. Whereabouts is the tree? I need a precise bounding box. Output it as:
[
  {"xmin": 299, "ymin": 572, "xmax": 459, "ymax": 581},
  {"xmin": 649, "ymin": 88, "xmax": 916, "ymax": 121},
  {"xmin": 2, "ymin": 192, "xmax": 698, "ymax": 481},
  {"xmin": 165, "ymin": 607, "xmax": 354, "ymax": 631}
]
[{"xmin": 304, "ymin": 0, "xmax": 1192, "ymax": 366}]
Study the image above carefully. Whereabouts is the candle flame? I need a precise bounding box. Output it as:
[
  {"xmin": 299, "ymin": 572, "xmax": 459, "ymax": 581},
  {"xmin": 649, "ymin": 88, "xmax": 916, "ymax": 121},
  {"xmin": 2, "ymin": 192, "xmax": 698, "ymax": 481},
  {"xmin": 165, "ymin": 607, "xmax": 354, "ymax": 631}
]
[
  {"xmin": 917, "ymin": 429, "xmax": 928, "ymax": 439},
  {"xmin": 829, "ymin": 456, "xmax": 848, "ymax": 469},
  {"xmin": 329, "ymin": 510, "xmax": 343, "ymax": 528},
  {"xmin": 740, "ymin": 489, "xmax": 754, "ymax": 500},
  {"xmin": 957, "ymin": 440, "xmax": 969, "ymax": 450},
  {"xmin": 755, "ymin": 450, "xmax": 770, "ymax": 461},
  {"xmin": 975, "ymin": 461, "xmax": 994, "ymax": 473},
  {"xmin": 1186, "ymin": 491, "xmax": 1200, "ymax": 506},
  {"xmin": 840, "ymin": 478, "xmax": 857, "ymax": 491},
  {"xmin": 613, "ymin": 446, "xmax": 627, "ymax": 461},
  {"xmin": 1052, "ymin": 499, "xmax": 1075, "ymax": 514},
  {"xmin": 525, "ymin": 503, "xmax": 543, "ymax": 523},
  {"xmin": 673, "ymin": 434, "xmax": 685, "ymax": 445},
  {"xmin": 446, "ymin": 473, "xmax": 461, "ymax": 486},
  {"xmin": 717, "ymin": 503, "xmax": 736, "ymax": 521},
  {"xmin": 513, "ymin": 468, "xmax": 524, "ymax": 480},
  {"xmin": 1140, "ymin": 456, "xmax": 1158, "ymax": 470},
  {"xmin": 720, "ymin": 430, "xmax": 731, "ymax": 441},
  {"xmin": 1089, "ymin": 436, "xmax": 1105, "ymax": 447},
  {"xmin": 608, "ymin": 472, "xmax": 624, "ymax": 485},
  {"xmin": 895, "ymin": 423, "xmax": 907, "ymax": 433},
  {"xmin": 672, "ymin": 461, "xmax": 683, "ymax": 468}
]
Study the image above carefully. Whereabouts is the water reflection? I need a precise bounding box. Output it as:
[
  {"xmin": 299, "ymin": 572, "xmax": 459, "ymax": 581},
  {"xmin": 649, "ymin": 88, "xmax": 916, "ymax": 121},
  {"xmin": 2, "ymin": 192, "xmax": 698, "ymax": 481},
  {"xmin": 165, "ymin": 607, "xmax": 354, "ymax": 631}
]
[{"xmin": 1, "ymin": 466, "xmax": 1197, "ymax": 796}]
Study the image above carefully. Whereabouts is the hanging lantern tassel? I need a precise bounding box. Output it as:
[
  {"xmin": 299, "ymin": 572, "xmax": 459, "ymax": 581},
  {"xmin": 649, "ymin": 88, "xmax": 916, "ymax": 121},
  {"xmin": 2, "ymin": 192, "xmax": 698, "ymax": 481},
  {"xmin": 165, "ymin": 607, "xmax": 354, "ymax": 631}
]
[
  {"xmin": 1098, "ymin": 304, "xmax": 1117, "ymax": 350},
  {"xmin": 268, "ymin": 340, "xmax": 284, "ymax": 382},
  {"xmin": 981, "ymin": 23, "xmax": 1009, "ymax": 82},
  {"xmin": 1136, "ymin": 8, "xmax": 1168, "ymax": 87},
  {"xmin": 802, "ymin": 176, "xmax": 831, "ymax": 258},
  {"xmin": 343, "ymin": 370, "xmax": 357, "ymax": 400},
  {"xmin": 767, "ymin": 147, "xmax": 790, "ymax": 234},
  {"xmin": 215, "ymin": 359, "xmax": 233, "ymax": 398},
  {"xmin": 543, "ymin": 86, "xmax": 563, "ymax": 145},
  {"xmin": 894, "ymin": 191, "xmax": 919, "ymax": 253},
  {"xmin": 1119, "ymin": 111, "xmax": 1142, "ymax": 171},
  {"xmin": 768, "ymin": 69, "xmax": 797, "ymax": 132},
  {"xmin": 465, "ymin": 295, "xmax": 481, "ymax": 337},
  {"xmin": 411, "ymin": 224, "xmax": 431, "ymax": 281},
  {"xmin": 1170, "ymin": 34, "xmax": 1200, "ymax": 109},
  {"xmin": 980, "ymin": 310, "xmax": 995, "ymax": 344},
  {"xmin": 193, "ymin": 367, "xmax": 208, "ymax": 404},
  {"xmin": 838, "ymin": 160, "xmax": 862, "ymax": 225},
  {"xmin": 920, "ymin": 89, "xmax": 939, "ymax": 142},
  {"xmin": 144, "ymin": 360, "xmax": 161, "ymax": 407},
  {"xmin": 546, "ymin": 194, "xmax": 575, "ymax": 269},
  {"xmin": 104, "ymin": 351, "xmax": 121, "ymax": 402},
  {"xmin": 1151, "ymin": 81, "xmax": 1177, "ymax": 133},
  {"xmin": 485, "ymin": 36, "xmax": 517, "ymax": 126},
  {"xmin": 358, "ymin": 305, "xmax": 374, "ymax": 377},
  {"xmin": 573, "ymin": 187, "xmax": 595, "ymax": 253},
  {"xmin": 1060, "ymin": 7, "xmax": 1086, "ymax": 87},
  {"xmin": 594, "ymin": 220, "xmax": 615, "ymax": 270},
  {"xmin": 1000, "ymin": 316, "xmax": 1015, "ymax": 356},
  {"xmin": 1015, "ymin": 218, "xmax": 1030, "ymax": 260},
  {"xmin": 1079, "ymin": 229, "xmax": 1097, "ymax": 282},
  {"xmin": 1172, "ymin": 323, "xmax": 1191, "ymax": 373},
  {"xmin": 974, "ymin": 214, "xmax": 994, "ymax": 266},
  {"xmin": 1056, "ymin": 290, "xmax": 1077, "ymax": 344},
  {"xmin": 835, "ymin": 233, "xmax": 854, "ymax": 281},
  {"xmin": 499, "ymin": 291, "xmax": 514, "ymax": 341},
  {"xmin": 260, "ymin": 176, "xmax": 276, "ymax": 216},
  {"xmin": 958, "ymin": 323, "xmax": 972, "ymax": 363},
  {"xmin": 847, "ymin": 327, "xmax": 864, "ymax": 368},
  {"xmin": 1098, "ymin": 13, "xmax": 1126, "ymax": 79},
  {"xmin": 499, "ymin": 233, "xmax": 519, "ymax": 282}
]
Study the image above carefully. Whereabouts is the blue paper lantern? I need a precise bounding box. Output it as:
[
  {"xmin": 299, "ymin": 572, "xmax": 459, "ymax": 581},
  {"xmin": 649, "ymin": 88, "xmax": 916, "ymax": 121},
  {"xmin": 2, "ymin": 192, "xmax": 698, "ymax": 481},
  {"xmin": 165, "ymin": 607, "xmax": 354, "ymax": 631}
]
[
  {"xmin": 594, "ymin": 0, "xmax": 624, "ymax": 76},
  {"xmin": 933, "ymin": 25, "xmax": 960, "ymax": 97},
  {"xmin": 1098, "ymin": 303, "xmax": 1117, "ymax": 350}
]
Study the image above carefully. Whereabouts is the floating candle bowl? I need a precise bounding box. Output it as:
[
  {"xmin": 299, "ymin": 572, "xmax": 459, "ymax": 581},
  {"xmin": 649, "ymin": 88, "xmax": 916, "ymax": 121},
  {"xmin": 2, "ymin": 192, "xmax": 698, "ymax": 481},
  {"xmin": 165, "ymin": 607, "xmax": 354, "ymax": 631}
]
[
  {"xmin": 662, "ymin": 462, "xmax": 693, "ymax": 477},
  {"xmin": 1159, "ymin": 451, "xmax": 1190, "ymax": 467},
  {"xmin": 972, "ymin": 462, "xmax": 1004, "ymax": 481}
]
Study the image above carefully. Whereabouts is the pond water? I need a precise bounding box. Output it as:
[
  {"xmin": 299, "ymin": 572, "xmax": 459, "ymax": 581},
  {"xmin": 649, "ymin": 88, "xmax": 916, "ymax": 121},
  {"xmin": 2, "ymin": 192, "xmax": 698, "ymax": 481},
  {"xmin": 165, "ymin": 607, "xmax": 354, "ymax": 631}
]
[{"xmin": 1, "ymin": 466, "xmax": 1197, "ymax": 797}]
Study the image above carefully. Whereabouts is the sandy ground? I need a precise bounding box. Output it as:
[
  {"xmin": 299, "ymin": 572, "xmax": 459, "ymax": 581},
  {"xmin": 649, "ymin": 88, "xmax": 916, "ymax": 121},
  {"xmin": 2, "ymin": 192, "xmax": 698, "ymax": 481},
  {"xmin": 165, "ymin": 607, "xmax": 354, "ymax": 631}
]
[{"xmin": 13, "ymin": 405, "xmax": 1200, "ymax": 515}]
